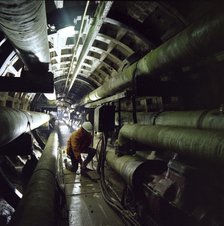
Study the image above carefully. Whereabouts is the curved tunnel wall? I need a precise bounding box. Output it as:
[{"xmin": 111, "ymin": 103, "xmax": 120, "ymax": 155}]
[{"xmin": 79, "ymin": 6, "xmax": 224, "ymax": 105}]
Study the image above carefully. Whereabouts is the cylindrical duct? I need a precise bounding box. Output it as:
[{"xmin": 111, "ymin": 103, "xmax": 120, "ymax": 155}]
[
  {"xmin": 9, "ymin": 132, "xmax": 58, "ymax": 226},
  {"xmin": 0, "ymin": 107, "xmax": 50, "ymax": 147},
  {"xmin": 106, "ymin": 150, "xmax": 144, "ymax": 186},
  {"xmin": 154, "ymin": 110, "xmax": 224, "ymax": 130},
  {"xmin": 79, "ymin": 6, "xmax": 224, "ymax": 105},
  {"xmin": 116, "ymin": 109, "xmax": 224, "ymax": 130},
  {"xmin": 106, "ymin": 150, "xmax": 167, "ymax": 187},
  {"xmin": 23, "ymin": 111, "xmax": 51, "ymax": 131},
  {"xmin": 118, "ymin": 124, "xmax": 224, "ymax": 164},
  {"xmin": 0, "ymin": 1, "xmax": 50, "ymax": 73}
]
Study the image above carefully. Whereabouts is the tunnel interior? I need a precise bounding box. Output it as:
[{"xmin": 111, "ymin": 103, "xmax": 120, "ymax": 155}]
[{"xmin": 0, "ymin": 1, "xmax": 224, "ymax": 226}]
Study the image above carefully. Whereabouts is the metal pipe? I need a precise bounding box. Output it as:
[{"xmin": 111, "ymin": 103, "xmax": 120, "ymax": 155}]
[
  {"xmin": 0, "ymin": 1, "xmax": 50, "ymax": 73},
  {"xmin": 154, "ymin": 109, "xmax": 224, "ymax": 130},
  {"xmin": 106, "ymin": 150, "xmax": 143, "ymax": 186},
  {"xmin": 78, "ymin": 5, "xmax": 224, "ymax": 105},
  {"xmin": 118, "ymin": 124, "xmax": 224, "ymax": 164},
  {"xmin": 106, "ymin": 150, "xmax": 167, "ymax": 187},
  {"xmin": 0, "ymin": 107, "xmax": 50, "ymax": 147},
  {"xmin": 116, "ymin": 109, "xmax": 224, "ymax": 130},
  {"xmin": 9, "ymin": 132, "xmax": 58, "ymax": 226}
]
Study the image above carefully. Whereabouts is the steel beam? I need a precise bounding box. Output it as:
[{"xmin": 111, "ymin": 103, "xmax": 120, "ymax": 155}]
[
  {"xmin": 118, "ymin": 124, "xmax": 224, "ymax": 164},
  {"xmin": 0, "ymin": 107, "xmax": 50, "ymax": 147},
  {"xmin": 32, "ymin": 130, "xmax": 45, "ymax": 150},
  {"xmin": 0, "ymin": 167, "xmax": 22, "ymax": 208},
  {"xmin": 9, "ymin": 132, "xmax": 59, "ymax": 226},
  {"xmin": 78, "ymin": 5, "xmax": 224, "ymax": 105},
  {"xmin": 66, "ymin": 1, "xmax": 113, "ymax": 93},
  {"xmin": 0, "ymin": 1, "xmax": 50, "ymax": 73},
  {"xmin": 64, "ymin": 0, "xmax": 90, "ymax": 92}
]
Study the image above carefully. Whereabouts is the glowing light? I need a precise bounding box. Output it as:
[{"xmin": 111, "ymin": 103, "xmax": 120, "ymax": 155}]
[
  {"xmin": 44, "ymin": 89, "xmax": 56, "ymax": 100},
  {"xmin": 58, "ymin": 26, "xmax": 75, "ymax": 37},
  {"xmin": 54, "ymin": 0, "xmax": 63, "ymax": 9}
]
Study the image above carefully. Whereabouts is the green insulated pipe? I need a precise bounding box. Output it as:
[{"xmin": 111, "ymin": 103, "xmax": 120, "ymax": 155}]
[
  {"xmin": 154, "ymin": 109, "xmax": 224, "ymax": 130},
  {"xmin": 79, "ymin": 5, "xmax": 224, "ymax": 105},
  {"xmin": 0, "ymin": 107, "xmax": 50, "ymax": 147},
  {"xmin": 9, "ymin": 132, "xmax": 59, "ymax": 226},
  {"xmin": 118, "ymin": 124, "xmax": 224, "ymax": 164},
  {"xmin": 106, "ymin": 150, "xmax": 144, "ymax": 186},
  {"xmin": 116, "ymin": 109, "xmax": 224, "ymax": 130},
  {"xmin": 106, "ymin": 150, "xmax": 167, "ymax": 187},
  {"xmin": 0, "ymin": 1, "xmax": 50, "ymax": 73}
]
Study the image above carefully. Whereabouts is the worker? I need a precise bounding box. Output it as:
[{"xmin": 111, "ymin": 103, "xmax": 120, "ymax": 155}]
[{"xmin": 66, "ymin": 121, "xmax": 96, "ymax": 174}]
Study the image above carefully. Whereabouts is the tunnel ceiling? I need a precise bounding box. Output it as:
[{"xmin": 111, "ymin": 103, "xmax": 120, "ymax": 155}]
[
  {"xmin": 0, "ymin": 1, "xmax": 221, "ymax": 110},
  {"xmin": 46, "ymin": 1, "xmax": 155, "ymax": 103}
]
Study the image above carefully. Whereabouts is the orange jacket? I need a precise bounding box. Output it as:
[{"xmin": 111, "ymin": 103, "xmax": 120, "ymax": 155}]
[{"xmin": 66, "ymin": 127, "xmax": 92, "ymax": 159}]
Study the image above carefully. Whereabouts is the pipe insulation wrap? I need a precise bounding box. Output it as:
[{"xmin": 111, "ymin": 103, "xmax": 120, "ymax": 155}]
[
  {"xmin": 79, "ymin": 6, "xmax": 224, "ymax": 105},
  {"xmin": 116, "ymin": 109, "xmax": 224, "ymax": 130},
  {"xmin": 0, "ymin": 107, "xmax": 50, "ymax": 147},
  {"xmin": 106, "ymin": 150, "xmax": 167, "ymax": 187},
  {"xmin": 23, "ymin": 111, "xmax": 51, "ymax": 131},
  {"xmin": 9, "ymin": 132, "xmax": 58, "ymax": 226},
  {"xmin": 0, "ymin": 0, "xmax": 50, "ymax": 71},
  {"xmin": 154, "ymin": 110, "xmax": 224, "ymax": 130},
  {"xmin": 106, "ymin": 150, "xmax": 144, "ymax": 186},
  {"xmin": 118, "ymin": 124, "xmax": 224, "ymax": 163}
]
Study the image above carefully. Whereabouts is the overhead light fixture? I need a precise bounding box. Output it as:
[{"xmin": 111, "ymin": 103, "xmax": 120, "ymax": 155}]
[
  {"xmin": 54, "ymin": 0, "xmax": 64, "ymax": 9},
  {"xmin": 58, "ymin": 26, "xmax": 75, "ymax": 37},
  {"xmin": 44, "ymin": 89, "xmax": 56, "ymax": 100}
]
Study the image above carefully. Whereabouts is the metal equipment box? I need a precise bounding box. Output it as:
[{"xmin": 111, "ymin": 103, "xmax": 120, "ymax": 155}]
[{"xmin": 94, "ymin": 105, "xmax": 115, "ymax": 132}]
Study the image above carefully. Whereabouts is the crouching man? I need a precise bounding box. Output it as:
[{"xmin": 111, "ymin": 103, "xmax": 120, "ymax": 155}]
[{"xmin": 66, "ymin": 121, "xmax": 96, "ymax": 174}]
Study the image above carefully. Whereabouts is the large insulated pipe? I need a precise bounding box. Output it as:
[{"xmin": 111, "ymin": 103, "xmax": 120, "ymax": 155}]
[
  {"xmin": 9, "ymin": 132, "xmax": 58, "ymax": 226},
  {"xmin": 116, "ymin": 109, "xmax": 224, "ymax": 130},
  {"xmin": 118, "ymin": 124, "xmax": 224, "ymax": 164},
  {"xmin": 106, "ymin": 150, "xmax": 167, "ymax": 187},
  {"xmin": 0, "ymin": 1, "xmax": 50, "ymax": 73},
  {"xmin": 79, "ymin": 5, "xmax": 224, "ymax": 105},
  {"xmin": 0, "ymin": 107, "xmax": 50, "ymax": 147}
]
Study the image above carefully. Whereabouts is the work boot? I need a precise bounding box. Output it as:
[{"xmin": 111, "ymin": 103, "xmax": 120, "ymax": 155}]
[
  {"xmin": 64, "ymin": 158, "xmax": 68, "ymax": 168},
  {"xmin": 80, "ymin": 166, "xmax": 93, "ymax": 175},
  {"xmin": 64, "ymin": 158, "xmax": 78, "ymax": 173}
]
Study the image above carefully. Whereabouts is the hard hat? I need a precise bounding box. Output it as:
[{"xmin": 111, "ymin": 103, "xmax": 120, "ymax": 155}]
[{"xmin": 82, "ymin": 121, "xmax": 93, "ymax": 133}]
